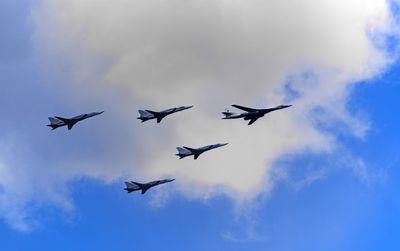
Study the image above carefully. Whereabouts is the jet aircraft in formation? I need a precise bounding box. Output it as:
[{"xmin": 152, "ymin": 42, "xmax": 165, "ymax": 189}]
[
  {"xmin": 137, "ymin": 105, "xmax": 193, "ymax": 123},
  {"xmin": 47, "ymin": 111, "xmax": 104, "ymax": 130},
  {"xmin": 222, "ymin": 104, "xmax": 291, "ymax": 125},
  {"xmin": 124, "ymin": 179, "xmax": 175, "ymax": 194},
  {"xmin": 47, "ymin": 103, "xmax": 292, "ymax": 196},
  {"xmin": 176, "ymin": 143, "xmax": 228, "ymax": 160}
]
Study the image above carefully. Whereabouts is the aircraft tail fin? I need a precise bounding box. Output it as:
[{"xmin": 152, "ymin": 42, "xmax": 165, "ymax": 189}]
[
  {"xmin": 47, "ymin": 117, "xmax": 62, "ymax": 130},
  {"xmin": 47, "ymin": 117, "xmax": 60, "ymax": 129},
  {"xmin": 144, "ymin": 110, "xmax": 164, "ymax": 123},
  {"xmin": 137, "ymin": 110, "xmax": 156, "ymax": 122},
  {"xmin": 54, "ymin": 116, "xmax": 69, "ymax": 123},
  {"xmin": 183, "ymin": 146, "xmax": 195, "ymax": 152},
  {"xmin": 144, "ymin": 110, "xmax": 159, "ymax": 116},
  {"xmin": 48, "ymin": 117, "xmax": 61, "ymax": 124},
  {"xmin": 138, "ymin": 110, "xmax": 153, "ymax": 117},
  {"xmin": 181, "ymin": 147, "xmax": 200, "ymax": 159},
  {"xmin": 177, "ymin": 147, "xmax": 191, "ymax": 154},
  {"xmin": 124, "ymin": 182, "xmax": 136, "ymax": 193},
  {"xmin": 131, "ymin": 181, "xmax": 143, "ymax": 186},
  {"xmin": 54, "ymin": 116, "xmax": 76, "ymax": 130},
  {"xmin": 124, "ymin": 181, "xmax": 150, "ymax": 194},
  {"xmin": 176, "ymin": 147, "xmax": 191, "ymax": 159},
  {"xmin": 124, "ymin": 181, "xmax": 135, "ymax": 188}
]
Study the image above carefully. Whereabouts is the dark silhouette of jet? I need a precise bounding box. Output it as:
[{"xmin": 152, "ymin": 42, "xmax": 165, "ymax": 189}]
[
  {"xmin": 222, "ymin": 104, "xmax": 292, "ymax": 125},
  {"xmin": 137, "ymin": 105, "xmax": 193, "ymax": 123},
  {"xmin": 47, "ymin": 111, "xmax": 104, "ymax": 130},
  {"xmin": 124, "ymin": 179, "xmax": 175, "ymax": 194},
  {"xmin": 176, "ymin": 143, "xmax": 228, "ymax": 160}
]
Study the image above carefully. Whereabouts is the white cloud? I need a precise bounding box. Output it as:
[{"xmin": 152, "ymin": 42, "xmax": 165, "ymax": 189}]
[{"xmin": 1, "ymin": 0, "xmax": 397, "ymax": 230}]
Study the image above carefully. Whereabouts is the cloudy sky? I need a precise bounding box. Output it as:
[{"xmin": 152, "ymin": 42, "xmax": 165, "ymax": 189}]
[{"xmin": 1, "ymin": 0, "xmax": 400, "ymax": 250}]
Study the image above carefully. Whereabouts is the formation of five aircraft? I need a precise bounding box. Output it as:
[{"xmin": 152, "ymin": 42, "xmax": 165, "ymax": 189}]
[{"xmin": 47, "ymin": 104, "xmax": 291, "ymax": 195}]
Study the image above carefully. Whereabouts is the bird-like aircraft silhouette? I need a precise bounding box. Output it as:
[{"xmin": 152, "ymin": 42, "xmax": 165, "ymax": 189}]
[
  {"xmin": 176, "ymin": 143, "xmax": 228, "ymax": 160},
  {"xmin": 47, "ymin": 111, "xmax": 104, "ymax": 130},
  {"xmin": 124, "ymin": 179, "xmax": 175, "ymax": 194},
  {"xmin": 222, "ymin": 104, "xmax": 291, "ymax": 125},
  {"xmin": 137, "ymin": 105, "xmax": 193, "ymax": 123}
]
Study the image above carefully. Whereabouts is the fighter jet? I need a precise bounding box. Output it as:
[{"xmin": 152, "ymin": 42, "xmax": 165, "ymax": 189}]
[
  {"xmin": 176, "ymin": 143, "xmax": 228, "ymax": 160},
  {"xmin": 124, "ymin": 179, "xmax": 175, "ymax": 194},
  {"xmin": 47, "ymin": 111, "xmax": 104, "ymax": 130},
  {"xmin": 137, "ymin": 105, "xmax": 193, "ymax": 123},
  {"xmin": 222, "ymin": 104, "xmax": 292, "ymax": 125}
]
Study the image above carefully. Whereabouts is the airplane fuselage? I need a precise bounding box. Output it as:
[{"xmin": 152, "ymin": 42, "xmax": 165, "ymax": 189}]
[
  {"xmin": 222, "ymin": 105, "xmax": 291, "ymax": 125},
  {"xmin": 124, "ymin": 179, "xmax": 175, "ymax": 194},
  {"xmin": 47, "ymin": 111, "xmax": 104, "ymax": 130},
  {"xmin": 138, "ymin": 105, "xmax": 193, "ymax": 123},
  {"xmin": 176, "ymin": 143, "xmax": 228, "ymax": 159}
]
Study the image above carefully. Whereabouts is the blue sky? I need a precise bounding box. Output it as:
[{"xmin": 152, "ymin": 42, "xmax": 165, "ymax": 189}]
[{"xmin": 1, "ymin": 0, "xmax": 400, "ymax": 250}]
